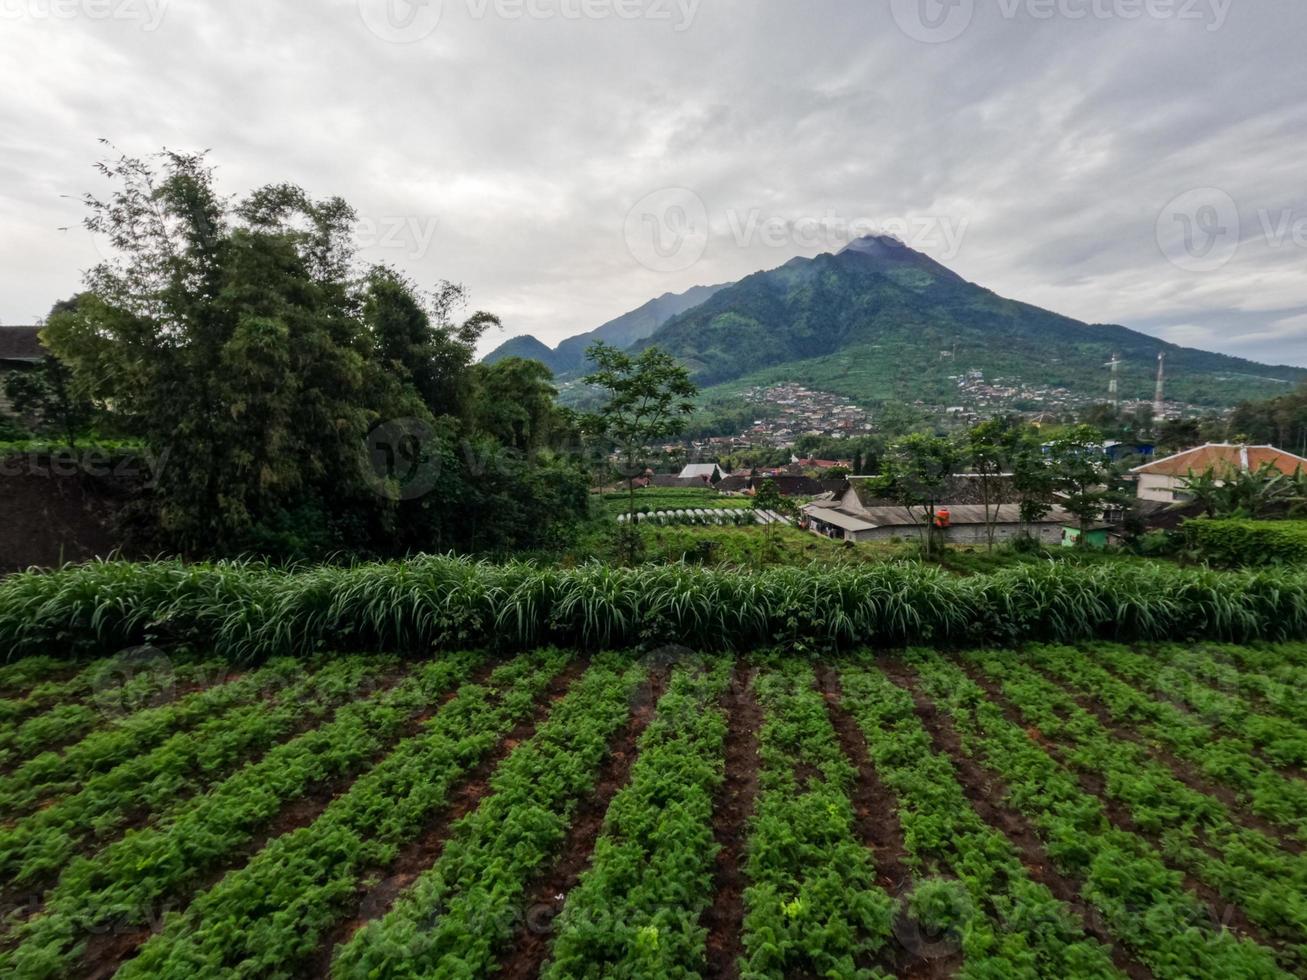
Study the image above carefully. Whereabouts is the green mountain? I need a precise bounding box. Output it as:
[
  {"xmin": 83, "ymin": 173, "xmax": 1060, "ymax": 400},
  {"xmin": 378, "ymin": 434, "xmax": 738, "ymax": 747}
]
[
  {"xmin": 482, "ymin": 282, "xmax": 727, "ymax": 376},
  {"xmin": 483, "ymin": 334, "xmax": 561, "ymax": 370},
  {"xmin": 632, "ymin": 235, "xmax": 1306, "ymax": 409}
]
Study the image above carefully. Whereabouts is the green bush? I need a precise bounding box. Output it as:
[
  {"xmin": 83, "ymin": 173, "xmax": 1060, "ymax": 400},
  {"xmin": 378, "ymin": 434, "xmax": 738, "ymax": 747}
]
[
  {"xmin": 1134, "ymin": 529, "xmax": 1182, "ymax": 558},
  {"xmin": 1184, "ymin": 519, "xmax": 1307, "ymax": 568},
  {"xmin": 5, "ymin": 556, "xmax": 1307, "ymax": 662}
]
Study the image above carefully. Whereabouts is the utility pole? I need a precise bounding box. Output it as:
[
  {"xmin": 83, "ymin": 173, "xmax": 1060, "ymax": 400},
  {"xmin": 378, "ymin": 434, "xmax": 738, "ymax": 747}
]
[
  {"xmin": 1154, "ymin": 353, "xmax": 1166, "ymax": 419},
  {"xmin": 1105, "ymin": 353, "xmax": 1121, "ymax": 409}
]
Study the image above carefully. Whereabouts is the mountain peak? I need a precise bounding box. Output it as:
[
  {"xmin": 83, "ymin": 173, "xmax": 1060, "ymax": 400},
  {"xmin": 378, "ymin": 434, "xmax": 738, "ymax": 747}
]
[{"xmin": 838, "ymin": 233, "xmax": 913, "ymax": 258}]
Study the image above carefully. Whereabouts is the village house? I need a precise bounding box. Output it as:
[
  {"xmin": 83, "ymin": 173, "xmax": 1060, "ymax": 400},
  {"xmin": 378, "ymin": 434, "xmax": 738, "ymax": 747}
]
[
  {"xmin": 0, "ymin": 326, "xmax": 44, "ymax": 414},
  {"xmin": 1130, "ymin": 444, "xmax": 1307, "ymax": 503},
  {"xmin": 677, "ymin": 462, "xmax": 724, "ymax": 482},
  {"xmin": 802, "ymin": 474, "xmax": 1072, "ymax": 545}
]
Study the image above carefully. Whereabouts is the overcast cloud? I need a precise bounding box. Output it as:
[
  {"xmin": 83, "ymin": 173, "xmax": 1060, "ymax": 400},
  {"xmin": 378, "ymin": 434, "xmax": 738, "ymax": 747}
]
[{"xmin": 3, "ymin": 0, "xmax": 1306, "ymax": 366}]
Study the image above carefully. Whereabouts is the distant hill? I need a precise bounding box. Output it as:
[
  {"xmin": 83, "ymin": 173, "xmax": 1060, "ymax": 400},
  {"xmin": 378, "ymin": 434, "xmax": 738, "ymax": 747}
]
[
  {"xmin": 482, "ymin": 334, "xmax": 559, "ymax": 370},
  {"xmin": 481, "ymin": 282, "xmax": 727, "ymax": 376},
  {"xmin": 631, "ymin": 235, "xmax": 1306, "ymax": 409}
]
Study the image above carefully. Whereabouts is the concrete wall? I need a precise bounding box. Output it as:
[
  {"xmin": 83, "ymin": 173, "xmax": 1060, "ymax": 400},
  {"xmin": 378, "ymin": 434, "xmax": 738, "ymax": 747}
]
[
  {"xmin": 850, "ymin": 522, "xmax": 1064, "ymax": 546},
  {"xmin": 1136, "ymin": 473, "xmax": 1187, "ymax": 502},
  {"xmin": 0, "ymin": 453, "xmax": 141, "ymax": 574},
  {"xmin": 807, "ymin": 520, "xmax": 1063, "ymax": 546}
]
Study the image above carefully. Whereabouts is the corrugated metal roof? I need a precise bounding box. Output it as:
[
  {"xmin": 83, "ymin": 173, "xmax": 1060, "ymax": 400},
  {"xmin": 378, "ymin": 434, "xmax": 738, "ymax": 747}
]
[{"xmin": 805, "ymin": 507, "xmax": 878, "ymax": 532}]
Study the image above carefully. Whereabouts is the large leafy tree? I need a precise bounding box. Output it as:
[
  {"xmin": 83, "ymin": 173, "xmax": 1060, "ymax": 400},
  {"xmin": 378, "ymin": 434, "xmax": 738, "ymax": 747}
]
[
  {"xmin": 1045, "ymin": 425, "xmax": 1125, "ymax": 546},
  {"xmin": 872, "ymin": 433, "xmax": 960, "ymax": 557},
  {"xmin": 44, "ymin": 151, "xmax": 391, "ymax": 552},
  {"xmin": 41, "ymin": 148, "xmax": 575, "ymax": 558},
  {"xmin": 1228, "ymin": 382, "xmax": 1307, "ymax": 455},
  {"xmin": 583, "ymin": 341, "xmax": 697, "ymax": 562},
  {"xmin": 470, "ymin": 356, "xmax": 567, "ymax": 454},
  {"xmin": 1010, "ymin": 433, "xmax": 1056, "ymax": 531},
  {"xmin": 964, "ymin": 416, "xmax": 1024, "ymax": 551}
]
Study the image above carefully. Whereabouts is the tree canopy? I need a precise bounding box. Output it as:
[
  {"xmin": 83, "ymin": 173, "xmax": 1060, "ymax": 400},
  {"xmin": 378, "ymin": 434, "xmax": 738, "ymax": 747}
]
[{"xmin": 40, "ymin": 148, "xmax": 588, "ymax": 559}]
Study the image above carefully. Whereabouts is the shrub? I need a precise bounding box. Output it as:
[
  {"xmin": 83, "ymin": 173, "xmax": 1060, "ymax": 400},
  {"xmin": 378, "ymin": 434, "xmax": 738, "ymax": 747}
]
[
  {"xmin": 1184, "ymin": 519, "xmax": 1307, "ymax": 568},
  {"xmin": 1134, "ymin": 529, "xmax": 1182, "ymax": 559}
]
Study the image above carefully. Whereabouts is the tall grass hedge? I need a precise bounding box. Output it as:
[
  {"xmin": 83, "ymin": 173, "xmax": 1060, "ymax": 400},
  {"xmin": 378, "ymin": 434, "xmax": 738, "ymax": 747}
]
[{"xmin": 3, "ymin": 555, "xmax": 1307, "ymax": 662}]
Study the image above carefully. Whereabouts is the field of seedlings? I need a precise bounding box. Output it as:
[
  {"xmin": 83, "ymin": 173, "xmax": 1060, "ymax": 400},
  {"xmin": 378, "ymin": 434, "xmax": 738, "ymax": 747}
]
[{"xmin": 1, "ymin": 637, "xmax": 1305, "ymax": 979}]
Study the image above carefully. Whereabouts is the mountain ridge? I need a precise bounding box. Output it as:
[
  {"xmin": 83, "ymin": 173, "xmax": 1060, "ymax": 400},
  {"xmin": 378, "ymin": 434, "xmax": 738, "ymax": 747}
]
[
  {"xmin": 481, "ymin": 281, "xmax": 728, "ymax": 376},
  {"xmin": 488, "ymin": 235, "xmax": 1305, "ymax": 411},
  {"xmin": 628, "ymin": 235, "xmax": 1304, "ymax": 408}
]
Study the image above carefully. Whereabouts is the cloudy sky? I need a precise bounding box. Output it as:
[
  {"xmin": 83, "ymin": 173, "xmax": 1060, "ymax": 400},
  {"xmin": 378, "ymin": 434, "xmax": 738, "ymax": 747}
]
[{"xmin": 3, "ymin": 0, "xmax": 1306, "ymax": 365}]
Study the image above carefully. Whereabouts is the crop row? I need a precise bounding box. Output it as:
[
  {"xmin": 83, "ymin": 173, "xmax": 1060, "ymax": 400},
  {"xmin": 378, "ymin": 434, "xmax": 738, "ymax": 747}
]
[
  {"xmin": 1149, "ymin": 645, "xmax": 1307, "ymax": 728},
  {"xmin": 910, "ymin": 651, "xmax": 1289, "ymax": 978},
  {"xmin": 1204, "ymin": 642, "xmax": 1307, "ymax": 680},
  {"xmin": 0, "ymin": 656, "xmax": 389, "ymax": 887},
  {"xmin": 9, "ymin": 556, "xmax": 1307, "ymax": 660},
  {"xmin": 740, "ymin": 660, "xmax": 895, "ymax": 977},
  {"xmin": 0, "ymin": 659, "xmax": 125, "ymax": 725},
  {"xmin": 0, "ymin": 644, "xmax": 1302, "ymax": 978},
  {"xmin": 1030, "ymin": 644, "xmax": 1307, "ymax": 843},
  {"xmin": 0, "ymin": 657, "xmax": 72, "ymax": 697},
  {"xmin": 966, "ymin": 652, "xmax": 1307, "ymax": 966},
  {"xmin": 329, "ymin": 654, "xmax": 646, "ymax": 977},
  {"xmin": 0, "ymin": 652, "xmax": 486, "ymax": 977},
  {"xmin": 0, "ymin": 653, "xmax": 219, "ymax": 753},
  {"xmin": 542, "ymin": 659, "xmax": 733, "ymax": 978},
  {"xmin": 1091, "ymin": 646, "xmax": 1307, "ymax": 768},
  {"xmin": 121, "ymin": 649, "xmax": 572, "ymax": 978},
  {"xmin": 835, "ymin": 661, "xmax": 1124, "ymax": 978},
  {"xmin": 0, "ymin": 658, "xmax": 307, "ymax": 817}
]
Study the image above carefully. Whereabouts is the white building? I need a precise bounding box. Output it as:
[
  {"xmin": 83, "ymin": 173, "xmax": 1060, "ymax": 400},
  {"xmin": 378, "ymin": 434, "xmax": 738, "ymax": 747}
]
[
  {"xmin": 1130, "ymin": 444, "xmax": 1307, "ymax": 503},
  {"xmin": 802, "ymin": 476, "xmax": 1072, "ymax": 545},
  {"xmin": 678, "ymin": 463, "xmax": 723, "ymax": 482}
]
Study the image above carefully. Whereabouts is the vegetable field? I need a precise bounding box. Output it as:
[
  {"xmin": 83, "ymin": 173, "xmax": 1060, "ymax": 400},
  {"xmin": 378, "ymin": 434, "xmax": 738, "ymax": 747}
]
[{"xmin": 0, "ymin": 643, "xmax": 1304, "ymax": 978}]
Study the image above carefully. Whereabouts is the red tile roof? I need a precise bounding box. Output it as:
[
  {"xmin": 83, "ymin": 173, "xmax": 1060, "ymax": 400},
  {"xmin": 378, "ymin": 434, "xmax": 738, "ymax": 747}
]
[{"xmin": 1131, "ymin": 444, "xmax": 1307, "ymax": 478}]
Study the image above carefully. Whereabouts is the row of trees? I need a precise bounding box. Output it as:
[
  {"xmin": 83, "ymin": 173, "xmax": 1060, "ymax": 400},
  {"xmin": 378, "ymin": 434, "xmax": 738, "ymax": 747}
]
[
  {"xmin": 1226, "ymin": 384, "xmax": 1307, "ymax": 457},
  {"xmin": 872, "ymin": 420, "xmax": 1125, "ymax": 556},
  {"xmin": 17, "ymin": 149, "xmax": 592, "ymax": 560}
]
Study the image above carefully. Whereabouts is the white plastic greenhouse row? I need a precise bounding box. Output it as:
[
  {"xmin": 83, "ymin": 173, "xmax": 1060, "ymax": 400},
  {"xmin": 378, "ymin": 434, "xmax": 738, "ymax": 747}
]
[{"xmin": 615, "ymin": 509, "xmax": 793, "ymax": 527}]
